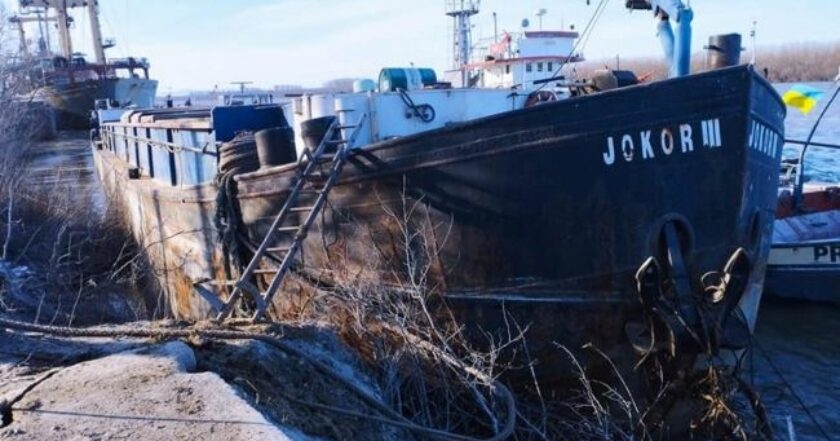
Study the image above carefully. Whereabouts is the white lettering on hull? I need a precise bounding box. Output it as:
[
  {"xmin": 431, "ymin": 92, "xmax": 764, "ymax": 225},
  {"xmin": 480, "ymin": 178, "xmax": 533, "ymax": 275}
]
[
  {"xmin": 602, "ymin": 118, "xmax": 780, "ymax": 166},
  {"xmin": 748, "ymin": 120, "xmax": 782, "ymax": 159},
  {"xmin": 604, "ymin": 119, "xmax": 720, "ymax": 166}
]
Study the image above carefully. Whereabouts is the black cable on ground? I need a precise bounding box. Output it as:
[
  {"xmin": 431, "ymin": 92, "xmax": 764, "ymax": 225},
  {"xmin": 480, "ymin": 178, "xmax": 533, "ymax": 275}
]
[{"xmin": 0, "ymin": 317, "xmax": 516, "ymax": 441}]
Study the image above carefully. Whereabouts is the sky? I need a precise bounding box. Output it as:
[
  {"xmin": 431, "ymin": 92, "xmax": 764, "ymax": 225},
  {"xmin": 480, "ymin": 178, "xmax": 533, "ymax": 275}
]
[{"xmin": 3, "ymin": 0, "xmax": 839, "ymax": 93}]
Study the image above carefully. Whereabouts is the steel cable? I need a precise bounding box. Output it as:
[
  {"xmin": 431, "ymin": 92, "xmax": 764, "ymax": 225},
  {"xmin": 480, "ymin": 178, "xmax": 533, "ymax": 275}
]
[{"xmin": 0, "ymin": 317, "xmax": 517, "ymax": 441}]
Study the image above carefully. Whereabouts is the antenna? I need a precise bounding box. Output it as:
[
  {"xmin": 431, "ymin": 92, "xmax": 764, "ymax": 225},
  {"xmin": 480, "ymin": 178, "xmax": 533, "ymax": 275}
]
[
  {"xmin": 535, "ymin": 8, "xmax": 547, "ymax": 31},
  {"xmin": 750, "ymin": 20, "xmax": 757, "ymax": 65},
  {"xmin": 231, "ymin": 81, "xmax": 253, "ymax": 93}
]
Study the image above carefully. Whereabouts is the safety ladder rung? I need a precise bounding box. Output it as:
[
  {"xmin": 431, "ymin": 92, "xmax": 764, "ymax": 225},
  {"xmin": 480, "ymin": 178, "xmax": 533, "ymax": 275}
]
[
  {"xmin": 326, "ymin": 139, "xmax": 348, "ymax": 145},
  {"xmin": 276, "ymin": 226, "xmax": 301, "ymax": 233},
  {"xmin": 289, "ymin": 206, "xmax": 315, "ymax": 213},
  {"xmin": 337, "ymin": 125, "xmax": 357, "ymax": 130},
  {"xmin": 266, "ymin": 246, "xmax": 291, "ymax": 254},
  {"xmin": 253, "ymin": 268, "xmax": 278, "ymax": 275},
  {"xmin": 202, "ymin": 279, "xmax": 237, "ymax": 287}
]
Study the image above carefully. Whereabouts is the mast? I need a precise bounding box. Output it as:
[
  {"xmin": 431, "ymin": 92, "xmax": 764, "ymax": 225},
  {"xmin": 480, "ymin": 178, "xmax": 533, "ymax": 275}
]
[
  {"xmin": 8, "ymin": 10, "xmax": 59, "ymax": 57},
  {"xmin": 86, "ymin": 0, "xmax": 106, "ymax": 64},
  {"xmin": 54, "ymin": 0, "xmax": 73, "ymax": 58},
  {"xmin": 8, "ymin": 17, "xmax": 29, "ymax": 57},
  {"xmin": 445, "ymin": 0, "xmax": 480, "ymax": 87},
  {"xmin": 37, "ymin": 9, "xmax": 51, "ymax": 55}
]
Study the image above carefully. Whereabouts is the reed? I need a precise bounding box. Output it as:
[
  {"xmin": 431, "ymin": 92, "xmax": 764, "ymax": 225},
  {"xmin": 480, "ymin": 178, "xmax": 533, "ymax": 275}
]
[{"xmin": 575, "ymin": 41, "xmax": 840, "ymax": 83}]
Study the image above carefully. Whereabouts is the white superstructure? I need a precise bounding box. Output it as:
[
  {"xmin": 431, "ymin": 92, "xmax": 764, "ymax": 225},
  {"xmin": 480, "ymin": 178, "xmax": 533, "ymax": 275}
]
[{"xmin": 465, "ymin": 31, "xmax": 582, "ymax": 90}]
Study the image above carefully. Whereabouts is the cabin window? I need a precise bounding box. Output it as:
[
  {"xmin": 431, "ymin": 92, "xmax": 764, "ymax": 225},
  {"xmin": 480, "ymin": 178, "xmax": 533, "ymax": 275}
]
[
  {"xmin": 505, "ymin": 65, "xmax": 510, "ymax": 74},
  {"xmin": 547, "ymin": 62, "xmax": 554, "ymax": 72},
  {"xmin": 537, "ymin": 62, "xmax": 544, "ymax": 72},
  {"xmin": 526, "ymin": 63, "xmax": 532, "ymax": 73}
]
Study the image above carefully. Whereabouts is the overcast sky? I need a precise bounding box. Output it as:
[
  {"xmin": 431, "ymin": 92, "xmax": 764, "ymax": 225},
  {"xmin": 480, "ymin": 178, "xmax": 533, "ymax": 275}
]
[{"xmin": 4, "ymin": 0, "xmax": 839, "ymax": 93}]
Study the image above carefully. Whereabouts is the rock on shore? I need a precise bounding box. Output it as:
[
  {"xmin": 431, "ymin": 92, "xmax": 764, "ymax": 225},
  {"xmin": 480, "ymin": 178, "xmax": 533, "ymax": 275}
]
[{"xmin": 1, "ymin": 340, "xmax": 309, "ymax": 441}]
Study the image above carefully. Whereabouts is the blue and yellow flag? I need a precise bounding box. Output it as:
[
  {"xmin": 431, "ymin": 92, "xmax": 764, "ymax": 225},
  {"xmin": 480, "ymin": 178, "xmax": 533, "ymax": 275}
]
[{"xmin": 782, "ymin": 84, "xmax": 825, "ymax": 115}]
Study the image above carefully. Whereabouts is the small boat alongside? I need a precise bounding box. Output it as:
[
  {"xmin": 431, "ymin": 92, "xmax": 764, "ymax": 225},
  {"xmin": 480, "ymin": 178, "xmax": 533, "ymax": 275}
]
[
  {"xmin": 767, "ymin": 209, "xmax": 840, "ymax": 302},
  {"xmin": 768, "ymin": 83, "xmax": 840, "ymax": 302}
]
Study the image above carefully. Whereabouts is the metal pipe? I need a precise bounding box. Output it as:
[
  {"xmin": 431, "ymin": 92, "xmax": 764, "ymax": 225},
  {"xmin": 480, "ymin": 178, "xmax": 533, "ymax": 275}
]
[
  {"xmin": 650, "ymin": 0, "xmax": 692, "ymax": 77},
  {"xmin": 105, "ymin": 129, "xmax": 216, "ymax": 155},
  {"xmin": 657, "ymin": 18, "xmax": 675, "ymax": 72},
  {"xmin": 493, "ymin": 12, "xmax": 498, "ymax": 43},
  {"xmin": 785, "ymin": 139, "xmax": 840, "ymax": 150},
  {"xmin": 673, "ymin": 7, "xmax": 693, "ymax": 76}
]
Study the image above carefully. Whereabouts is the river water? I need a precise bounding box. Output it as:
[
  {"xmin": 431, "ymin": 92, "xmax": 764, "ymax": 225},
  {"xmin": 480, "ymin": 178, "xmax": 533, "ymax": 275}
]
[{"xmin": 754, "ymin": 82, "xmax": 840, "ymax": 440}]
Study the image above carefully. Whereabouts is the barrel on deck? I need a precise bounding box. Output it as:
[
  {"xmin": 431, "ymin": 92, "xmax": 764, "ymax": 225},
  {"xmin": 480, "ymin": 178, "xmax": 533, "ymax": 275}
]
[
  {"xmin": 255, "ymin": 127, "xmax": 296, "ymax": 168},
  {"xmin": 300, "ymin": 116, "xmax": 339, "ymax": 153}
]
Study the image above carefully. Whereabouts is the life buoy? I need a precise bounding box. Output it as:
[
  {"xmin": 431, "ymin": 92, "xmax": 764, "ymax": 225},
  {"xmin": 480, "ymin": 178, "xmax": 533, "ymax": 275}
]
[{"xmin": 524, "ymin": 91, "xmax": 557, "ymax": 107}]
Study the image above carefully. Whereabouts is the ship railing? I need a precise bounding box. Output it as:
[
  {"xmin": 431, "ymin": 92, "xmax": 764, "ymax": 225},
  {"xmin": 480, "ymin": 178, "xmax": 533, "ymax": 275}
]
[
  {"xmin": 98, "ymin": 121, "xmax": 218, "ymax": 187},
  {"xmin": 106, "ymin": 57, "xmax": 151, "ymax": 69},
  {"xmin": 104, "ymin": 129, "xmax": 217, "ymax": 155},
  {"xmin": 96, "ymin": 105, "xmax": 288, "ymax": 188}
]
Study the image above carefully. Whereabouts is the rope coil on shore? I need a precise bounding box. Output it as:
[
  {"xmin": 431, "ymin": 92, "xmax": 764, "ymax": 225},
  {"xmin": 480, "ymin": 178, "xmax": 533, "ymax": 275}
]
[{"xmin": 0, "ymin": 317, "xmax": 516, "ymax": 441}]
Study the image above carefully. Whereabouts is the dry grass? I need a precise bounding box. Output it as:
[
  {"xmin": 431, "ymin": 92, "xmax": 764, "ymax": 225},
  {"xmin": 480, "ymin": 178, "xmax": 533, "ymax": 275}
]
[
  {"xmin": 264, "ymin": 181, "xmax": 778, "ymax": 440},
  {"xmin": 0, "ymin": 4, "xmax": 152, "ymax": 324},
  {"xmin": 575, "ymin": 41, "xmax": 840, "ymax": 83},
  {"xmin": 0, "ymin": 131, "xmax": 151, "ymax": 324},
  {"xmin": 0, "ymin": 89, "xmax": 149, "ymax": 325}
]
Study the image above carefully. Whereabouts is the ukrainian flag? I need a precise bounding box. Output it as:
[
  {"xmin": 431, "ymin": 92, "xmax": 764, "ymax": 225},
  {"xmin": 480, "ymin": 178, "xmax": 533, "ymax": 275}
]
[{"xmin": 782, "ymin": 84, "xmax": 825, "ymax": 115}]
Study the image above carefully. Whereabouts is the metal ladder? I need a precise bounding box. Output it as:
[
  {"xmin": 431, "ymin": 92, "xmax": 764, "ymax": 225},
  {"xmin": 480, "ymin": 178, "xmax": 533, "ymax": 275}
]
[{"xmin": 211, "ymin": 114, "xmax": 367, "ymax": 321}]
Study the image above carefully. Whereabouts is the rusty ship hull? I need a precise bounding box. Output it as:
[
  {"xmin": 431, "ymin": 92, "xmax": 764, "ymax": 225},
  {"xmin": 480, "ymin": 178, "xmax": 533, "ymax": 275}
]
[
  {"xmin": 38, "ymin": 77, "xmax": 159, "ymax": 129},
  {"xmin": 92, "ymin": 65, "xmax": 785, "ymax": 395}
]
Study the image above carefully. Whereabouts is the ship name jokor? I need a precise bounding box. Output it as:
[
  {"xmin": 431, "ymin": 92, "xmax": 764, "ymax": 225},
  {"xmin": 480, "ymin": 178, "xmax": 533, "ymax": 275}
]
[{"xmin": 602, "ymin": 118, "xmax": 779, "ymax": 166}]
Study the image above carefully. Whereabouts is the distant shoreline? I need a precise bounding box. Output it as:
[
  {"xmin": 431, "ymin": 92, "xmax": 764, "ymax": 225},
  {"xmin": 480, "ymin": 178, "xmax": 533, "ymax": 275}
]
[{"xmin": 578, "ymin": 41, "xmax": 840, "ymax": 83}]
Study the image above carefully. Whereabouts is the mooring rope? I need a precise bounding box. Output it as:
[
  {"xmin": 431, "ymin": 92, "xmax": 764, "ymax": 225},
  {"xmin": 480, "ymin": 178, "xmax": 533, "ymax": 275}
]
[{"xmin": 0, "ymin": 317, "xmax": 516, "ymax": 441}]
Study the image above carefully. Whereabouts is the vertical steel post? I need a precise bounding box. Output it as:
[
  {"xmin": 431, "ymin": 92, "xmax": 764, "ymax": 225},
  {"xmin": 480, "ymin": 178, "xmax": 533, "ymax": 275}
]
[
  {"xmin": 55, "ymin": 0, "xmax": 73, "ymax": 59},
  {"xmin": 87, "ymin": 0, "xmax": 107, "ymax": 65}
]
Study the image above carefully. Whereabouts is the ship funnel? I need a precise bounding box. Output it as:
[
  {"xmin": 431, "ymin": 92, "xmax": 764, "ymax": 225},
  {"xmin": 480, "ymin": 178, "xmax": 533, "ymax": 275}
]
[{"xmin": 705, "ymin": 34, "xmax": 743, "ymax": 70}]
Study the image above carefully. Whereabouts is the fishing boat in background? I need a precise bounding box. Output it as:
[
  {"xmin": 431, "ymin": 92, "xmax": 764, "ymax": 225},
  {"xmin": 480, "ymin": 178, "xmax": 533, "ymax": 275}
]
[
  {"xmin": 770, "ymin": 85, "xmax": 840, "ymax": 303},
  {"xmin": 7, "ymin": 0, "xmax": 157, "ymax": 129},
  {"xmin": 768, "ymin": 208, "xmax": 840, "ymax": 302},
  {"xmin": 90, "ymin": 0, "xmax": 785, "ymax": 429}
]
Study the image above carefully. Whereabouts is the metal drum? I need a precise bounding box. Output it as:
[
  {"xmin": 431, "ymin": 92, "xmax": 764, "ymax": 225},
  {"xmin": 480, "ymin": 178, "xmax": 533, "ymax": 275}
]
[
  {"xmin": 255, "ymin": 126, "xmax": 296, "ymax": 168},
  {"xmin": 706, "ymin": 34, "xmax": 742, "ymax": 69},
  {"xmin": 300, "ymin": 116, "xmax": 339, "ymax": 152}
]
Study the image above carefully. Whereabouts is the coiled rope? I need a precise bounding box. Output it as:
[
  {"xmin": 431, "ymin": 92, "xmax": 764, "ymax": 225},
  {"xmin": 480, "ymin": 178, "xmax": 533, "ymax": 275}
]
[
  {"xmin": 214, "ymin": 132, "xmax": 260, "ymax": 272},
  {"xmin": 0, "ymin": 317, "xmax": 516, "ymax": 441}
]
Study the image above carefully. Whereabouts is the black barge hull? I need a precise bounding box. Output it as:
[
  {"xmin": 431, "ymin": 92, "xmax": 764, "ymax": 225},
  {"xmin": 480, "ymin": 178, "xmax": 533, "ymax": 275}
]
[{"xmin": 93, "ymin": 65, "xmax": 785, "ymax": 401}]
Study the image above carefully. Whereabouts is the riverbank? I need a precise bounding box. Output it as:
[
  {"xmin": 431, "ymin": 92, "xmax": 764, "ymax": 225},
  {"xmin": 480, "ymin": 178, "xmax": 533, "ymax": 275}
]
[
  {"xmin": 579, "ymin": 41, "xmax": 840, "ymax": 83},
  {"xmin": 0, "ymin": 316, "xmax": 395, "ymax": 441}
]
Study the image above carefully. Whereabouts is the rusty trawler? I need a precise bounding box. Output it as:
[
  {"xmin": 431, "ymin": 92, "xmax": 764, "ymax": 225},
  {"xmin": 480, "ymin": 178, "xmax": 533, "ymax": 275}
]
[
  {"xmin": 90, "ymin": 0, "xmax": 786, "ymax": 426},
  {"xmin": 8, "ymin": 0, "xmax": 157, "ymax": 129}
]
